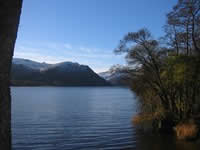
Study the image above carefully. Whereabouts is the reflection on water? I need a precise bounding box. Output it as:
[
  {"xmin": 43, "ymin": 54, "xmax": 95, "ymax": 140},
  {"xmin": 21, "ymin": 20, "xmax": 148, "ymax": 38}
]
[{"xmin": 11, "ymin": 87, "xmax": 200, "ymax": 150}]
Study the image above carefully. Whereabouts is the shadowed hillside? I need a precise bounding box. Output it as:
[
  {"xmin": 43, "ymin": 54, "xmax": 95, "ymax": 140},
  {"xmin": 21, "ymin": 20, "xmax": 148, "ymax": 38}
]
[{"xmin": 11, "ymin": 58, "xmax": 110, "ymax": 86}]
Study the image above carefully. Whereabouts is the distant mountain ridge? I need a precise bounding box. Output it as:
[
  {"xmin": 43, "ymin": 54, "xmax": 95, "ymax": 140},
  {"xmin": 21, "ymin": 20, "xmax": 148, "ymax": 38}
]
[
  {"xmin": 99, "ymin": 69, "xmax": 129, "ymax": 86},
  {"xmin": 12, "ymin": 58, "xmax": 51, "ymax": 70},
  {"xmin": 11, "ymin": 58, "xmax": 110, "ymax": 86}
]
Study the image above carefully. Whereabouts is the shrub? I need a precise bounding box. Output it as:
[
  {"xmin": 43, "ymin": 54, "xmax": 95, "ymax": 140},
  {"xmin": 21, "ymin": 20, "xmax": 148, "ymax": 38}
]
[{"xmin": 174, "ymin": 121, "xmax": 199, "ymax": 140}]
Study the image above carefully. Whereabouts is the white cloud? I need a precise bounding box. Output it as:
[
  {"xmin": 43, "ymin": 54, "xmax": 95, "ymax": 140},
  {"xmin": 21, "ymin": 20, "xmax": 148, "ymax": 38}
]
[
  {"xmin": 14, "ymin": 42, "xmax": 125, "ymax": 72},
  {"xmin": 79, "ymin": 47, "xmax": 93, "ymax": 53},
  {"xmin": 64, "ymin": 43, "xmax": 72, "ymax": 49},
  {"xmin": 14, "ymin": 51, "xmax": 68, "ymax": 64}
]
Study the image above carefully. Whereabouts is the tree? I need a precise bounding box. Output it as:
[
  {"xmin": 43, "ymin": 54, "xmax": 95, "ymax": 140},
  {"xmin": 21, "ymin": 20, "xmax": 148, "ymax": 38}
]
[
  {"xmin": 0, "ymin": 0, "xmax": 23, "ymax": 149},
  {"xmin": 164, "ymin": 0, "xmax": 200, "ymax": 55},
  {"xmin": 115, "ymin": 28, "xmax": 200, "ymax": 130},
  {"xmin": 115, "ymin": 29, "xmax": 171, "ymax": 120}
]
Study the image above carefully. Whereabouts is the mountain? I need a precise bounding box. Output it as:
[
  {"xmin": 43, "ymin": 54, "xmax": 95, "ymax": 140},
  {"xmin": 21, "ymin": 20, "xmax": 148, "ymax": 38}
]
[
  {"xmin": 11, "ymin": 58, "xmax": 110, "ymax": 86},
  {"xmin": 12, "ymin": 58, "xmax": 51, "ymax": 70},
  {"xmin": 99, "ymin": 70, "xmax": 129, "ymax": 86}
]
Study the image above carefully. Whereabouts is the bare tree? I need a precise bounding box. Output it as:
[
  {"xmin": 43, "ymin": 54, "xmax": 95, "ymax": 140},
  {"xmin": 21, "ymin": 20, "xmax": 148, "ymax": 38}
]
[
  {"xmin": 0, "ymin": 0, "xmax": 23, "ymax": 149},
  {"xmin": 165, "ymin": 0, "xmax": 200, "ymax": 54}
]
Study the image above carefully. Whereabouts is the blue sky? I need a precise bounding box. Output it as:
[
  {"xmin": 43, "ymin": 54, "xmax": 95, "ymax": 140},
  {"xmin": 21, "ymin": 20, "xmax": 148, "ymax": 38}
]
[{"xmin": 14, "ymin": 0, "xmax": 176, "ymax": 73}]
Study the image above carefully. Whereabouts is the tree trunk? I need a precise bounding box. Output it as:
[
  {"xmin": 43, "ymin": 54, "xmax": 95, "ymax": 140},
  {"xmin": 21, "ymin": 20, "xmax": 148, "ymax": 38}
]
[{"xmin": 0, "ymin": 1, "xmax": 23, "ymax": 149}]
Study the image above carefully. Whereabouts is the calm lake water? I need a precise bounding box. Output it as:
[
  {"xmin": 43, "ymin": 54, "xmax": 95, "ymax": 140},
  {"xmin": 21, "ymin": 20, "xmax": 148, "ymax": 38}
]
[{"xmin": 11, "ymin": 87, "xmax": 200, "ymax": 150}]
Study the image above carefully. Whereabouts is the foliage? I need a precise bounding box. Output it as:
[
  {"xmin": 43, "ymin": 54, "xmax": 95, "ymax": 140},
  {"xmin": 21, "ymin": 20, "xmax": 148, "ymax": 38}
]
[{"xmin": 115, "ymin": 0, "xmax": 200, "ymax": 129}]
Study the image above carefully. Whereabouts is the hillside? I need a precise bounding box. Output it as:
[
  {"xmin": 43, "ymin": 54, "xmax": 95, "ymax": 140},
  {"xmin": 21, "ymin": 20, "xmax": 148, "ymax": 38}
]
[
  {"xmin": 11, "ymin": 58, "xmax": 110, "ymax": 86},
  {"xmin": 99, "ymin": 70, "xmax": 129, "ymax": 86}
]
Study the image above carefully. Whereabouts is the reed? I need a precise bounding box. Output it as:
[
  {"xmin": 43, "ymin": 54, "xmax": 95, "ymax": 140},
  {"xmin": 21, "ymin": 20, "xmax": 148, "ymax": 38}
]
[{"xmin": 174, "ymin": 122, "xmax": 199, "ymax": 140}]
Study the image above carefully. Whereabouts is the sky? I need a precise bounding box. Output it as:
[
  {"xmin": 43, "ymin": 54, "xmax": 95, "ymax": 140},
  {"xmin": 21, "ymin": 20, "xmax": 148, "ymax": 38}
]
[{"xmin": 14, "ymin": 0, "xmax": 177, "ymax": 73}]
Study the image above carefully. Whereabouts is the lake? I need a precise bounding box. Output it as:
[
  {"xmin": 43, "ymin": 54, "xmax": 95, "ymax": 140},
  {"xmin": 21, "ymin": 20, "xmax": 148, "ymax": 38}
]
[
  {"xmin": 12, "ymin": 87, "xmax": 137, "ymax": 150},
  {"xmin": 11, "ymin": 87, "xmax": 200, "ymax": 150}
]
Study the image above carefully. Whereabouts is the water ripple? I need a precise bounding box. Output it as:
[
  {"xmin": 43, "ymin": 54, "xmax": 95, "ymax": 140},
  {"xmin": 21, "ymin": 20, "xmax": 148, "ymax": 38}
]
[{"xmin": 12, "ymin": 87, "xmax": 136, "ymax": 150}]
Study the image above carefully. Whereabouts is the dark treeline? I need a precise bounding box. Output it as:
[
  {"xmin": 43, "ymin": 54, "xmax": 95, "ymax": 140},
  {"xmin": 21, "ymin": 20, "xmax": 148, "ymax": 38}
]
[{"xmin": 115, "ymin": 0, "xmax": 200, "ymax": 138}]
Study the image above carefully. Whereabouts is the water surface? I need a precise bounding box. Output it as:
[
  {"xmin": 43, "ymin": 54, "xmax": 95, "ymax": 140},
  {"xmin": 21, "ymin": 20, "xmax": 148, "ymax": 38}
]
[
  {"xmin": 12, "ymin": 87, "xmax": 137, "ymax": 150},
  {"xmin": 11, "ymin": 87, "xmax": 200, "ymax": 150}
]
